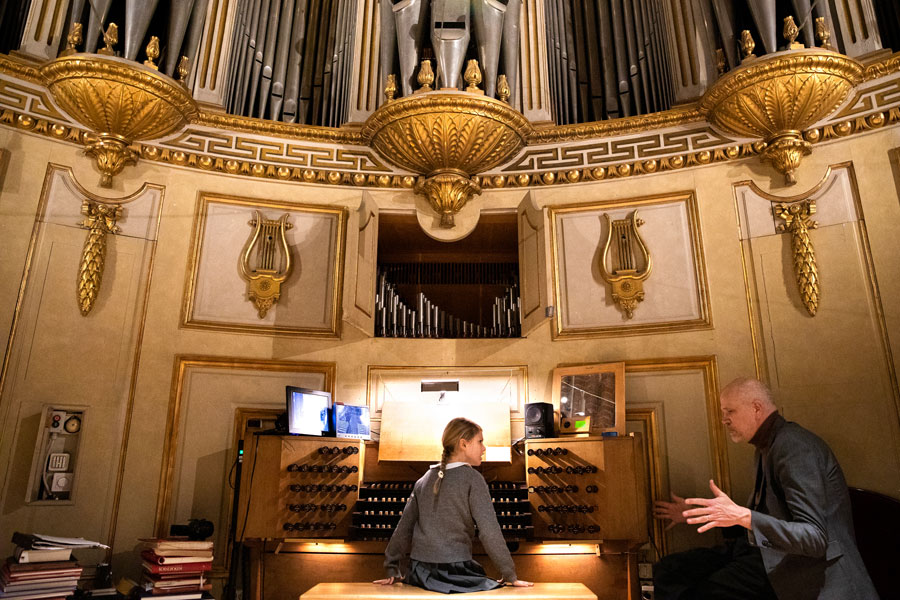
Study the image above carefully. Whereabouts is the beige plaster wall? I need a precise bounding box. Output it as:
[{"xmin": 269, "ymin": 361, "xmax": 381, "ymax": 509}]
[{"xmin": 1, "ymin": 122, "xmax": 899, "ymax": 579}]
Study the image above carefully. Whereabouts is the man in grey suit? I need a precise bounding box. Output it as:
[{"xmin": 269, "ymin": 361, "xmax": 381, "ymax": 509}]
[{"xmin": 653, "ymin": 377, "xmax": 877, "ymax": 599}]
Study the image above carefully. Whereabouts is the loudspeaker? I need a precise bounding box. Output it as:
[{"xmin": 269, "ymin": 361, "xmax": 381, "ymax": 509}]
[{"xmin": 524, "ymin": 402, "xmax": 554, "ymax": 439}]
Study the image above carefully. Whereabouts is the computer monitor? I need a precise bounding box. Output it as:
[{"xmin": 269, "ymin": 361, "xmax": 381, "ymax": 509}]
[
  {"xmin": 286, "ymin": 386, "xmax": 332, "ymax": 436},
  {"xmin": 332, "ymin": 404, "xmax": 371, "ymax": 440}
]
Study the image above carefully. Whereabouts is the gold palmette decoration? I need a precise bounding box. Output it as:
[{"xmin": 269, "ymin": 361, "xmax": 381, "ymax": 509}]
[
  {"xmin": 39, "ymin": 54, "xmax": 198, "ymax": 187},
  {"xmin": 774, "ymin": 200, "xmax": 819, "ymax": 316},
  {"xmin": 361, "ymin": 93, "xmax": 532, "ymax": 228},
  {"xmin": 98, "ymin": 23, "xmax": 117, "ymax": 56},
  {"xmin": 700, "ymin": 48, "xmax": 862, "ymax": 184},
  {"xmin": 77, "ymin": 200, "xmax": 122, "ymax": 315},
  {"xmin": 598, "ymin": 211, "xmax": 652, "ymax": 319},
  {"xmin": 239, "ymin": 211, "xmax": 293, "ymax": 318}
]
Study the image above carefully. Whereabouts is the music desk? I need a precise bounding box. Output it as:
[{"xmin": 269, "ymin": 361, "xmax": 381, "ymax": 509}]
[{"xmin": 299, "ymin": 582, "xmax": 597, "ymax": 599}]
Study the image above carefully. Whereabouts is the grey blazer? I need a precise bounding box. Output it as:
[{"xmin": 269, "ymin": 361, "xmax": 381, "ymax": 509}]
[{"xmin": 749, "ymin": 417, "xmax": 878, "ymax": 600}]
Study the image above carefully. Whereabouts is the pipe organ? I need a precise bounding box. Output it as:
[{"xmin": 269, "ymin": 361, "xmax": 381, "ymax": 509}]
[{"xmin": 4, "ymin": 0, "xmax": 895, "ymax": 125}]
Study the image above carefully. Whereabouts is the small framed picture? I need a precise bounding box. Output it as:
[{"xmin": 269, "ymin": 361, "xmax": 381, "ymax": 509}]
[{"xmin": 551, "ymin": 362, "xmax": 625, "ymax": 436}]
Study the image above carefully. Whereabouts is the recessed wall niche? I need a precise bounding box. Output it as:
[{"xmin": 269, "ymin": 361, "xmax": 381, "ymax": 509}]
[{"xmin": 375, "ymin": 213, "xmax": 521, "ymax": 338}]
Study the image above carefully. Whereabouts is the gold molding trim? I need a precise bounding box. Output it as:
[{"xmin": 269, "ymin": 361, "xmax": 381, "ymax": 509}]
[
  {"xmin": 1, "ymin": 53, "xmax": 900, "ymax": 190},
  {"xmin": 623, "ymin": 356, "xmax": 730, "ymax": 496},
  {"xmin": 625, "ymin": 407, "xmax": 666, "ymax": 557},
  {"xmin": 154, "ymin": 356, "xmax": 336, "ymax": 538},
  {"xmin": 181, "ymin": 193, "xmax": 346, "ymax": 338},
  {"xmin": 548, "ymin": 192, "xmax": 711, "ymax": 339}
]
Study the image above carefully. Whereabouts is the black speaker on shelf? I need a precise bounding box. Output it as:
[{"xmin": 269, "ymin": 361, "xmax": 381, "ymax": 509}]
[{"xmin": 524, "ymin": 402, "xmax": 554, "ymax": 439}]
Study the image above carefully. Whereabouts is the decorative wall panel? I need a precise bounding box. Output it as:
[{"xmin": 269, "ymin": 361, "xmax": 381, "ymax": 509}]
[
  {"xmin": 0, "ymin": 165, "xmax": 161, "ymax": 546},
  {"xmin": 623, "ymin": 357, "xmax": 726, "ymax": 556},
  {"xmin": 154, "ymin": 357, "xmax": 334, "ymax": 556},
  {"xmin": 549, "ymin": 192, "xmax": 710, "ymax": 337},
  {"xmin": 735, "ymin": 165, "xmax": 900, "ymax": 496},
  {"xmin": 182, "ymin": 193, "xmax": 346, "ymax": 336}
]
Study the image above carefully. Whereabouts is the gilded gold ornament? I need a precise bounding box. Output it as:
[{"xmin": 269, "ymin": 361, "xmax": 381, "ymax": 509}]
[
  {"xmin": 239, "ymin": 211, "xmax": 293, "ymax": 318},
  {"xmin": 78, "ymin": 199, "xmax": 122, "ymax": 315},
  {"xmin": 60, "ymin": 23, "xmax": 82, "ymax": 57},
  {"xmin": 39, "ymin": 54, "xmax": 198, "ymax": 186},
  {"xmin": 144, "ymin": 36, "xmax": 160, "ymax": 69},
  {"xmin": 464, "ymin": 59, "xmax": 483, "ymax": 93},
  {"xmin": 497, "ymin": 74, "xmax": 511, "ymax": 102},
  {"xmin": 783, "ymin": 16, "xmax": 802, "ymax": 50},
  {"xmin": 815, "ymin": 17, "xmax": 835, "ymax": 52},
  {"xmin": 417, "ymin": 59, "xmax": 434, "ymax": 92},
  {"xmin": 98, "ymin": 23, "xmax": 118, "ymax": 55},
  {"xmin": 740, "ymin": 31, "xmax": 756, "ymax": 61},
  {"xmin": 361, "ymin": 92, "xmax": 532, "ymax": 227},
  {"xmin": 599, "ymin": 211, "xmax": 652, "ymax": 319},
  {"xmin": 177, "ymin": 56, "xmax": 190, "ymax": 85},
  {"xmin": 700, "ymin": 49, "xmax": 862, "ymax": 184},
  {"xmin": 385, "ymin": 74, "xmax": 397, "ymax": 102},
  {"xmin": 774, "ymin": 200, "xmax": 819, "ymax": 316}
]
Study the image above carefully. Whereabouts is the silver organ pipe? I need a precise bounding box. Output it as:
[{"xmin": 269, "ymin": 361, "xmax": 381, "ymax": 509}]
[{"xmin": 375, "ymin": 265, "xmax": 521, "ymax": 339}]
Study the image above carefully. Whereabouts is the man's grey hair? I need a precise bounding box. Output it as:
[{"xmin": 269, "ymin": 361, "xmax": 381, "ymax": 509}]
[{"xmin": 721, "ymin": 377, "xmax": 776, "ymax": 408}]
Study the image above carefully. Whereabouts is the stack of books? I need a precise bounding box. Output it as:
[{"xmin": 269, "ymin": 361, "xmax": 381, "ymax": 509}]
[
  {"xmin": 0, "ymin": 558, "xmax": 83, "ymax": 600},
  {"xmin": 1, "ymin": 533, "xmax": 95, "ymax": 600},
  {"xmin": 139, "ymin": 539, "xmax": 213, "ymax": 600}
]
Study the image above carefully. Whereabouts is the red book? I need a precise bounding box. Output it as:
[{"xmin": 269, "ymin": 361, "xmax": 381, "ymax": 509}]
[{"xmin": 141, "ymin": 561, "xmax": 212, "ymax": 575}]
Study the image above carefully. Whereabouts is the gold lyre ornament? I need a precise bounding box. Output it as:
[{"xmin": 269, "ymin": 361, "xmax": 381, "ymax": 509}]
[
  {"xmin": 599, "ymin": 211, "xmax": 652, "ymax": 319},
  {"xmin": 78, "ymin": 200, "xmax": 122, "ymax": 315},
  {"xmin": 239, "ymin": 211, "xmax": 294, "ymax": 318},
  {"xmin": 774, "ymin": 199, "xmax": 819, "ymax": 316}
]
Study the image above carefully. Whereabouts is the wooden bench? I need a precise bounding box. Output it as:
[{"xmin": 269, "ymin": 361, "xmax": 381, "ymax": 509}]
[{"xmin": 299, "ymin": 582, "xmax": 597, "ymax": 599}]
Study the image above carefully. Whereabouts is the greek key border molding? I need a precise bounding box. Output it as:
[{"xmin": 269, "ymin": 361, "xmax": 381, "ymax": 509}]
[{"xmin": 1, "ymin": 53, "xmax": 899, "ymax": 189}]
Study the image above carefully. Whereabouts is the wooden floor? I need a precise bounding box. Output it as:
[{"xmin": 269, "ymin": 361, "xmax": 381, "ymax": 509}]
[{"xmin": 299, "ymin": 582, "xmax": 597, "ymax": 599}]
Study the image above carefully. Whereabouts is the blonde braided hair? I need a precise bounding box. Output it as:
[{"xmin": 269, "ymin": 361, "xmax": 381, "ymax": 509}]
[{"xmin": 433, "ymin": 417, "xmax": 482, "ymax": 495}]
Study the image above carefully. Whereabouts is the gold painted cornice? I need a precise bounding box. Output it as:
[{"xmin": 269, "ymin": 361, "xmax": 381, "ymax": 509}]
[
  {"xmin": 361, "ymin": 92, "xmax": 533, "ymax": 227},
  {"xmin": 196, "ymin": 111, "xmax": 363, "ymax": 145},
  {"xmin": 700, "ymin": 49, "xmax": 863, "ymax": 184},
  {"xmin": 1, "ymin": 51, "xmax": 900, "ymax": 190},
  {"xmin": 39, "ymin": 54, "xmax": 198, "ymax": 186},
  {"xmin": 528, "ymin": 104, "xmax": 704, "ymax": 144}
]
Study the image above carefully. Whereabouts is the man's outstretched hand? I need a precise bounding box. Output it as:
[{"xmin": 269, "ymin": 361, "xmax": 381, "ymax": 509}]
[
  {"xmin": 683, "ymin": 480, "xmax": 752, "ymax": 533},
  {"xmin": 653, "ymin": 492, "xmax": 690, "ymax": 530}
]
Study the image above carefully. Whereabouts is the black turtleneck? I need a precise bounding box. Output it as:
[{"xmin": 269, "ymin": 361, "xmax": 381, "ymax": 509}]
[{"xmin": 750, "ymin": 411, "xmax": 782, "ymax": 450}]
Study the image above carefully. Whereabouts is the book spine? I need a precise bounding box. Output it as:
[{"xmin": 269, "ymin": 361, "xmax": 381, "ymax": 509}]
[{"xmin": 144, "ymin": 562, "xmax": 212, "ymax": 574}]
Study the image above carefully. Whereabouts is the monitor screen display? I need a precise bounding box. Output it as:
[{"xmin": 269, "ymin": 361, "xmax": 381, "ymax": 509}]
[
  {"xmin": 286, "ymin": 386, "xmax": 332, "ymax": 436},
  {"xmin": 333, "ymin": 404, "xmax": 370, "ymax": 440}
]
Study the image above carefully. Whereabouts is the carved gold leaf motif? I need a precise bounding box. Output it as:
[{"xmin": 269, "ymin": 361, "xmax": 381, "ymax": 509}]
[
  {"xmin": 78, "ymin": 200, "xmax": 122, "ymax": 315},
  {"xmin": 361, "ymin": 92, "xmax": 532, "ymax": 227},
  {"xmin": 39, "ymin": 55, "xmax": 198, "ymax": 186},
  {"xmin": 774, "ymin": 200, "xmax": 819, "ymax": 316},
  {"xmin": 701, "ymin": 50, "xmax": 862, "ymax": 184}
]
